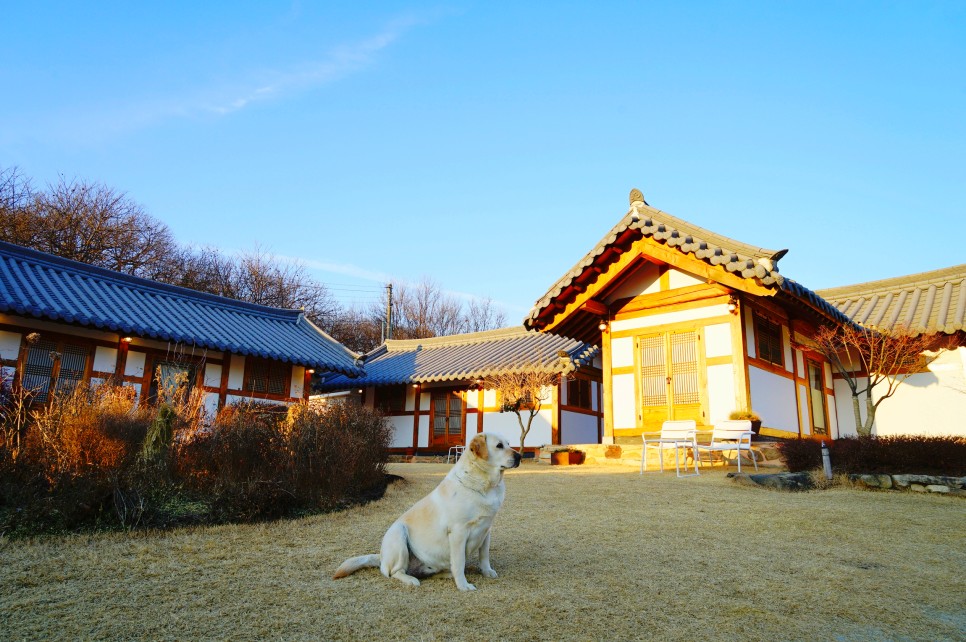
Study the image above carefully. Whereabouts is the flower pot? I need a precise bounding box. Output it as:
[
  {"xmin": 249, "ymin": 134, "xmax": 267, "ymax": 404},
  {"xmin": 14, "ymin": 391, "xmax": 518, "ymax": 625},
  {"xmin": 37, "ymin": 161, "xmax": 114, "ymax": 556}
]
[
  {"xmin": 569, "ymin": 451, "xmax": 585, "ymax": 465},
  {"xmin": 750, "ymin": 420, "xmax": 762, "ymax": 435},
  {"xmin": 551, "ymin": 451, "xmax": 570, "ymax": 466}
]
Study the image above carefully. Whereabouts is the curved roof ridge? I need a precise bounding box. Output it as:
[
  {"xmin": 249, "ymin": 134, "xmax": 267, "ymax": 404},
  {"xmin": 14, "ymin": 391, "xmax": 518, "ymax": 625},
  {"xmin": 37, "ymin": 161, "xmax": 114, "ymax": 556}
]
[
  {"xmin": 632, "ymin": 203, "xmax": 786, "ymax": 262},
  {"xmin": 525, "ymin": 189, "xmax": 788, "ymax": 328},
  {"xmin": 816, "ymin": 264, "xmax": 966, "ymax": 299},
  {"xmin": 383, "ymin": 325, "xmax": 529, "ymax": 351}
]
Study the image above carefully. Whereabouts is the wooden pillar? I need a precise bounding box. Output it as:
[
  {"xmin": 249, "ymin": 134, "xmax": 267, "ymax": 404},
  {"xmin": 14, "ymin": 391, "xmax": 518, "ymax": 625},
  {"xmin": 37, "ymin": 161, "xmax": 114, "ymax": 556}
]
[
  {"xmin": 602, "ymin": 324, "xmax": 615, "ymax": 444},
  {"xmin": 411, "ymin": 383, "xmax": 421, "ymax": 450}
]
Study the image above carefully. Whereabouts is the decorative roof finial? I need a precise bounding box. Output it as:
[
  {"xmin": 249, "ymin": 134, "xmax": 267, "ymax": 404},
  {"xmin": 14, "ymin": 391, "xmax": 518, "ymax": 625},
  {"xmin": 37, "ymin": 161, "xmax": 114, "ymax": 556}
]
[{"xmin": 629, "ymin": 188, "xmax": 648, "ymax": 206}]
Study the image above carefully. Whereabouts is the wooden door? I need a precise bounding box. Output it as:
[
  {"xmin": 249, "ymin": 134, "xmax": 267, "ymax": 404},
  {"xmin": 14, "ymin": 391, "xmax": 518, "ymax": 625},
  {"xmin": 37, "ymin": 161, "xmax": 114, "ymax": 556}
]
[
  {"xmin": 431, "ymin": 389, "xmax": 464, "ymax": 448},
  {"xmin": 638, "ymin": 330, "xmax": 702, "ymax": 429}
]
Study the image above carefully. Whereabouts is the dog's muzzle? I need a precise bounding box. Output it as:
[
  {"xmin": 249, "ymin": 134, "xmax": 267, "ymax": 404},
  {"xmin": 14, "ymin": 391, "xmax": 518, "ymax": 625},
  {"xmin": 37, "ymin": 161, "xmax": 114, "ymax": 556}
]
[{"xmin": 511, "ymin": 451, "xmax": 522, "ymax": 468}]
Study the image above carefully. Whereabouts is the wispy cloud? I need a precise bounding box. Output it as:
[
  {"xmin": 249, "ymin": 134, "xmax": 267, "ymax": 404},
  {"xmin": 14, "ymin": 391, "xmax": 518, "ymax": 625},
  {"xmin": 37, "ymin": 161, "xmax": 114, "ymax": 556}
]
[
  {"xmin": 6, "ymin": 15, "xmax": 422, "ymax": 146},
  {"xmin": 205, "ymin": 16, "xmax": 419, "ymax": 116}
]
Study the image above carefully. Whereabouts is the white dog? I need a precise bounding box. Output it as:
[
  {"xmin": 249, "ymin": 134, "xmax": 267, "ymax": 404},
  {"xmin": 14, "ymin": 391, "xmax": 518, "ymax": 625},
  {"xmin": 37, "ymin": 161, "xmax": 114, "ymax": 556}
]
[{"xmin": 333, "ymin": 432, "xmax": 520, "ymax": 591}]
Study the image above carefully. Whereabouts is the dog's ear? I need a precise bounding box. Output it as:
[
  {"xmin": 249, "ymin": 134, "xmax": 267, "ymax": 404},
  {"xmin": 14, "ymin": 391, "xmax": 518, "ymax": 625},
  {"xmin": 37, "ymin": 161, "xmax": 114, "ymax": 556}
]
[{"xmin": 469, "ymin": 434, "xmax": 488, "ymax": 461}]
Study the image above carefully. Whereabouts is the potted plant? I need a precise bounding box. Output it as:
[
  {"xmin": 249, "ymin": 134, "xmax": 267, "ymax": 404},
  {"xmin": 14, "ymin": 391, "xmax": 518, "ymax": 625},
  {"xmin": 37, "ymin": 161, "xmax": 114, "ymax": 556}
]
[
  {"xmin": 568, "ymin": 448, "xmax": 586, "ymax": 465},
  {"xmin": 729, "ymin": 409, "xmax": 762, "ymax": 435}
]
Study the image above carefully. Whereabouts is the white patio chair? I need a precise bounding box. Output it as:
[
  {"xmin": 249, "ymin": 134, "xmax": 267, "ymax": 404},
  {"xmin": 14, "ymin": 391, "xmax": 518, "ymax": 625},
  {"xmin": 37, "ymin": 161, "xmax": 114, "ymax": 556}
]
[
  {"xmin": 446, "ymin": 445, "xmax": 465, "ymax": 464},
  {"xmin": 641, "ymin": 419, "xmax": 699, "ymax": 477},
  {"xmin": 694, "ymin": 420, "xmax": 759, "ymax": 472}
]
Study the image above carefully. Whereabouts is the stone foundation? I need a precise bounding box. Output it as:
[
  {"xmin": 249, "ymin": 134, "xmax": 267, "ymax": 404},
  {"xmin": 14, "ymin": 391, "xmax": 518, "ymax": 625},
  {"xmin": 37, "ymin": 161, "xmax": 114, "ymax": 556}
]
[{"xmin": 849, "ymin": 474, "xmax": 966, "ymax": 496}]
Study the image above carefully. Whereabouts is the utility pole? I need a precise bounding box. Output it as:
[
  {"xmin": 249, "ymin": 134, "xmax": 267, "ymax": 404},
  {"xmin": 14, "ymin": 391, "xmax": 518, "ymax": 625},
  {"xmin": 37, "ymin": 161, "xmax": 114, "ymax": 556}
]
[{"xmin": 384, "ymin": 283, "xmax": 393, "ymax": 340}]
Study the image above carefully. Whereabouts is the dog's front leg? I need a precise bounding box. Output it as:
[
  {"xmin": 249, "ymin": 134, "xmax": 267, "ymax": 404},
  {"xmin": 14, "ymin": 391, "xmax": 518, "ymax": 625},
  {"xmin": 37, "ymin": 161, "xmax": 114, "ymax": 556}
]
[
  {"xmin": 448, "ymin": 527, "xmax": 475, "ymax": 591},
  {"xmin": 478, "ymin": 531, "xmax": 497, "ymax": 579}
]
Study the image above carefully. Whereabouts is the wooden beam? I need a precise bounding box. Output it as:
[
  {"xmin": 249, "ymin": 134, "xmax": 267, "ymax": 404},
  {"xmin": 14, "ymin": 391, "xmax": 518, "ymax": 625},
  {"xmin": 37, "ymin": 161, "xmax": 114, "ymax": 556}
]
[{"xmin": 580, "ymin": 299, "xmax": 609, "ymax": 316}]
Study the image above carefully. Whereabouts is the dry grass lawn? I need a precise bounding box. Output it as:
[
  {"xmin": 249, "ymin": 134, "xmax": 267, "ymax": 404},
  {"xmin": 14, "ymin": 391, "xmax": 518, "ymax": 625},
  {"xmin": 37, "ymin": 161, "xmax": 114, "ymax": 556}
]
[{"xmin": 2, "ymin": 463, "xmax": 964, "ymax": 641}]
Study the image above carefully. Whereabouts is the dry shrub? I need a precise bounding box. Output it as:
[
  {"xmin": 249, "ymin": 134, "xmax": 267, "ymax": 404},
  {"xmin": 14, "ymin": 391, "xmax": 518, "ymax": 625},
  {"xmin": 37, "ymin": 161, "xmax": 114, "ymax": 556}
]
[
  {"xmin": 778, "ymin": 435, "xmax": 966, "ymax": 475},
  {"xmin": 173, "ymin": 401, "xmax": 391, "ymax": 522},
  {"xmin": 1, "ymin": 384, "xmax": 153, "ymax": 533}
]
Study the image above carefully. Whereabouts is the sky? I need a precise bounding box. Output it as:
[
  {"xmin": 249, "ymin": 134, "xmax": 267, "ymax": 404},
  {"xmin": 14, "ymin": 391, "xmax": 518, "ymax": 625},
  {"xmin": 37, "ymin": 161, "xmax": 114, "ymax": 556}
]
[{"xmin": 2, "ymin": 1, "xmax": 964, "ymax": 321}]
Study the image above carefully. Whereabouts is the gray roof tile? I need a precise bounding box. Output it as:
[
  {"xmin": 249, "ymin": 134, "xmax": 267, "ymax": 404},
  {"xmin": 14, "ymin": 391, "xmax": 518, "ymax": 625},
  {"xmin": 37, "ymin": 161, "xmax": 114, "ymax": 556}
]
[
  {"xmin": 317, "ymin": 326, "xmax": 598, "ymax": 390},
  {"xmin": 817, "ymin": 264, "xmax": 966, "ymax": 335},
  {"xmin": 0, "ymin": 241, "xmax": 363, "ymax": 375}
]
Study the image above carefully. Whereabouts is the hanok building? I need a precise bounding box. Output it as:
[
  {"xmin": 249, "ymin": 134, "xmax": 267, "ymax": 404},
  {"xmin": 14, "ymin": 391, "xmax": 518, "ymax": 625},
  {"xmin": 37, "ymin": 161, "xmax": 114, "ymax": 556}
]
[
  {"xmin": 0, "ymin": 241, "xmax": 363, "ymax": 414},
  {"xmin": 524, "ymin": 189, "xmax": 966, "ymax": 441},
  {"xmin": 315, "ymin": 326, "xmax": 601, "ymax": 453}
]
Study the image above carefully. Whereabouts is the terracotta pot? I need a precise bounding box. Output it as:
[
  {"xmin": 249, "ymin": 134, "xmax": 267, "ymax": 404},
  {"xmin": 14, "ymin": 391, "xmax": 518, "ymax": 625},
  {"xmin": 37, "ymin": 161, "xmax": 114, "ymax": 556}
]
[
  {"xmin": 750, "ymin": 420, "xmax": 762, "ymax": 435},
  {"xmin": 569, "ymin": 451, "xmax": 585, "ymax": 465},
  {"xmin": 551, "ymin": 451, "xmax": 570, "ymax": 466}
]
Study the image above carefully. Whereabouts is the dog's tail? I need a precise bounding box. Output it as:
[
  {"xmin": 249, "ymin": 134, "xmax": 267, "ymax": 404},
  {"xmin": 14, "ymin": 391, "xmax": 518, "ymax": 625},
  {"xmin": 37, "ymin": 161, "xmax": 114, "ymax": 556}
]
[{"xmin": 333, "ymin": 554, "xmax": 381, "ymax": 579}]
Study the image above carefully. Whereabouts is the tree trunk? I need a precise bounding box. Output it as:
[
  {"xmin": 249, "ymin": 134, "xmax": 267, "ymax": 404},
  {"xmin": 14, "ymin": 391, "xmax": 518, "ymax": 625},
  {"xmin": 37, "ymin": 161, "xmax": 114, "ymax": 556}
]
[{"xmin": 851, "ymin": 393, "xmax": 873, "ymax": 436}]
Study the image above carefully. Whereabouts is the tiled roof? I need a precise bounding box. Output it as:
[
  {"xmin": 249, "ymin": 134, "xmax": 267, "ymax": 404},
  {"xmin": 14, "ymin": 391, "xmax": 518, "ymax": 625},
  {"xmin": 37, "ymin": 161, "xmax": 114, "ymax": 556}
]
[
  {"xmin": 525, "ymin": 189, "xmax": 789, "ymax": 330},
  {"xmin": 316, "ymin": 326, "xmax": 599, "ymax": 390},
  {"xmin": 0, "ymin": 241, "xmax": 363, "ymax": 375},
  {"xmin": 817, "ymin": 264, "xmax": 966, "ymax": 335}
]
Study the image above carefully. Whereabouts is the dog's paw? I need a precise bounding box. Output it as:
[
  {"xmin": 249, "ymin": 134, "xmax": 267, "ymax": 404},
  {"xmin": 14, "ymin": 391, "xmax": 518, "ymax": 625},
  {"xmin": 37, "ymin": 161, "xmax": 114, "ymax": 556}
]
[
  {"xmin": 480, "ymin": 568, "xmax": 498, "ymax": 579},
  {"xmin": 457, "ymin": 582, "xmax": 477, "ymax": 591}
]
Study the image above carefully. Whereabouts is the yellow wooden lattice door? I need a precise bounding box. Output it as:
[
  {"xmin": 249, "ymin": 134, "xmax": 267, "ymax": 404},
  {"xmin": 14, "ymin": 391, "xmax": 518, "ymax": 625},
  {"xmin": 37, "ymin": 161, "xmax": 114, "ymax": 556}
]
[{"xmin": 638, "ymin": 330, "xmax": 702, "ymax": 429}]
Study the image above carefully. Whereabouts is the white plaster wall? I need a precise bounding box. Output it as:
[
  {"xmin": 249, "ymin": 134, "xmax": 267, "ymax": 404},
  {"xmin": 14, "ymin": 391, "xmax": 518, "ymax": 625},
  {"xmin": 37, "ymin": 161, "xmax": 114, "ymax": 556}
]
[
  {"xmin": 798, "ymin": 383, "xmax": 811, "ymax": 436},
  {"xmin": 611, "ymin": 337, "xmax": 634, "ymax": 368},
  {"xmin": 612, "ymin": 304, "xmax": 729, "ymax": 333},
  {"xmin": 93, "ymin": 346, "xmax": 118, "ymax": 373},
  {"xmin": 290, "ymin": 366, "xmax": 305, "ymax": 398},
  {"xmin": 417, "ymin": 415, "xmax": 429, "ymax": 448},
  {"xmin": 228, "ymin": 355, "xmax": 245, "ymax": 389},
  {"xmin": 705, "ymin": 323, "xmax": 732, "ymax": 358},
  {"xmin": 124, "ymin": 351, "xmax": 146, "ymax": 377},
  {"xmin": 483, "ymin": 389, "xmax": 496, "ymax": 409},
  {"xmin": 743, "ymin": 308, "xmax": 757, "ymax": 359},
  {"xmin": 707, "ymin": 363, "xmax": 737, "ymax": 425},
  {"xmin": 748, "ymin": 366, "xmax": 799, "ymax": 432},
  {"xmin": 203, "ymin": 392, "xmax": 220, "ymax": 418},
  {"xmin": 204, "ymin": 363, "xmax": 222, "ymax": 388},
  {"xmin": 592, "ymin": 380, "xmax": 600, "ymax": 412},
  {"xmin": 795, "ymin": 350, "xmax": 805, "ymax": 379},
  {"xmin": 482, "ymin": 409, "xmax": 552, "ymax": 447},
  {"xmin": 389, "ymin": 416, "xmax": 414, "ymax": 448},
  {"xmin": 612, "ymin": 373, "xmax": 636, "ymax": 429},
  {"xmin": 466, "ymin": 390, "xmax": 480, "ymax": 409},
  {"xmin": 667, "ymin": 268, "xmax": 703, "ymax": 289},
  {"xmin": 782, "ymin": 326, "xmax": 794, "ymax": 373},
  {"xmin": 561, "ymin": 410, "xmax": 598, "ymax": 444},
  {"xmin": 465, "ymin": 412, "xmax": 479, "ymax": 438},
  {"xmin": 0, "ymin": 330, "xmax": 21, "ymax": 360},
  {"xmin": 606, "ymin": 263, "xmax": 660, "ymax": 302},
  {"xmin": 826, "ymin": 393, "xmax": 839, "ymax": 438},
  {"xmin": 834, "ymin": 348, "xmax": 966, "ymax": 437}
]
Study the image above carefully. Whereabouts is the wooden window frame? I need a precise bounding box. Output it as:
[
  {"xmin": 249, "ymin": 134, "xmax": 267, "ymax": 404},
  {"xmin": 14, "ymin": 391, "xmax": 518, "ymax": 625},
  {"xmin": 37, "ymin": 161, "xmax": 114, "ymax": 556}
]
[
  {"xmin": 375, "ymin": 384, "xmax": 408, "ymax": 414},
  {"xmin": 754, "ymin": 314, "xmax": 785, "ymax": 367},
  {"xmin": 245, "ymin": 357, "xmax": 290, "ymax": 396},
  {"xmin": 566, "ymin": 376, "xmax": 594, "ymax": 411},
  {"xmin": 18, "ymin": 336, "xmax": 93, "ymax": 404}
]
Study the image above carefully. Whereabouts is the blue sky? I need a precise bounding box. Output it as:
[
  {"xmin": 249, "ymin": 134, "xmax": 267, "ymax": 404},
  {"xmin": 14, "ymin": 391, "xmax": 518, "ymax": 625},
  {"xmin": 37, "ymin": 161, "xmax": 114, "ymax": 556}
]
[{"xmin": 2, "ymin": 2, "xmax": 964, "ymax": 319}]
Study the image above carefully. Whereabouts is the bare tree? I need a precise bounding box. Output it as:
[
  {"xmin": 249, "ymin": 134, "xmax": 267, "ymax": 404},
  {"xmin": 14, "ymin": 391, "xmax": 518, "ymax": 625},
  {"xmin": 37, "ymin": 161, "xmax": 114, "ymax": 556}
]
[
  {"xmin": 0, "ymin": 166, "xmax": 33, "ymax": 216},
  {"xmin": 810, "ymin": 323, "xmax": 940, "ymax": 435},
  {"xmin": 390, "ymin": 277, "xmax": 466, "ymax": 339},
  {"xmin": 1, "ymin": 175, "xmax": 179, "ymax": 279},
  {"xmin": 325, "ymin": 305, "xmax": 384, "ymax": 354},
  {"xmin": 483, "ymin": 368, "xmax": 560, "ymax": 452},
  {"xmin": 465, "ymin": 296, "xmax": 508, "ymax": 333}
]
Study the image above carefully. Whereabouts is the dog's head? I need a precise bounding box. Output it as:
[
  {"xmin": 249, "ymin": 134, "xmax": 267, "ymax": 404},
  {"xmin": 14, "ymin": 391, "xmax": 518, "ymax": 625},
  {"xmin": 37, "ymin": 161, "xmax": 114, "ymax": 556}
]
[{"xmin": 468, "ymin": 433, "xmax": 521, "ymax": 470}]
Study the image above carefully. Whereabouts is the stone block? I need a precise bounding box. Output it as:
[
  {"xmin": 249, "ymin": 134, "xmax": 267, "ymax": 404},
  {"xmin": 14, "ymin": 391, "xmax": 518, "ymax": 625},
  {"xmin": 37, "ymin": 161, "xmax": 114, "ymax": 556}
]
[{"xmin": 926, "ymin": 485, "xmax": 951, "ymax": 494}]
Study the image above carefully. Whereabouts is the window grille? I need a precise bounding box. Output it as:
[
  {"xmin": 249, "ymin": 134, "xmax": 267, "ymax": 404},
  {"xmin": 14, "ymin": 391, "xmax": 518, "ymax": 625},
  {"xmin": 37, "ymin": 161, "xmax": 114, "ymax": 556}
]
[
  {"xmin": 756, "ymin": 316, "xmax": 784, "ymax": 366},
  {"xmin": 250, "ymin": 359, "xmax": 289, "ymax": 395}
]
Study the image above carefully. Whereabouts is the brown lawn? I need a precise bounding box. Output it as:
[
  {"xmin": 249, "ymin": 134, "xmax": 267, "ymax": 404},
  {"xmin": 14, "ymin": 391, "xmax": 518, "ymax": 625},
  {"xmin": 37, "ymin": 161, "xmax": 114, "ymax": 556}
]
[{"xmin": 1, "ymin": 463, "xmax": 964, "ymax": 641}]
